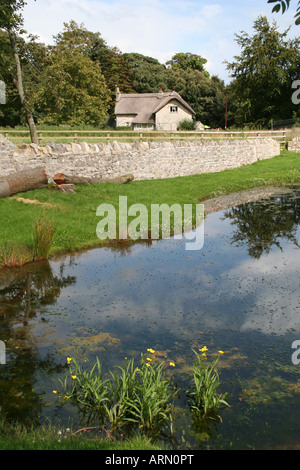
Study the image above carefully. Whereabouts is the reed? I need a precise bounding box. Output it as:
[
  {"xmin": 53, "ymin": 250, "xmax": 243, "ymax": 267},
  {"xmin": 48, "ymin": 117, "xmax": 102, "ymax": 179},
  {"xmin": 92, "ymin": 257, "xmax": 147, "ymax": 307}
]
[{"xmin": 33, "ymin": 215, "xmax": 56, "ymax": 261}]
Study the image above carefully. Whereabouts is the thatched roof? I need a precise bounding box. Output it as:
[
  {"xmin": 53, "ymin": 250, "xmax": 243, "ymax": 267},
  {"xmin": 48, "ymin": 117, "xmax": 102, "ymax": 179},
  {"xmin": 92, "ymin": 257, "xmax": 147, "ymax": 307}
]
[{"xmin": 115, "ymin": 90, "xmax": 195, "ymax": 124}]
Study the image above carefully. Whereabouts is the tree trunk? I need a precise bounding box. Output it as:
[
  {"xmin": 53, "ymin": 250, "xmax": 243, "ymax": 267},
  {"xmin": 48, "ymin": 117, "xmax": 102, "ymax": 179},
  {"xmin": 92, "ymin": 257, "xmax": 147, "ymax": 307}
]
[
  {"xmin": 53, "ymin": 173, "xmax": 134, "ymax": 185},
  {"xmin": 8, "ymin": 28, "xmax": 39, "ymax": 145},
  {"xmin": 0, "ymin": 167, "xmax": 48, "ymax": 198}
]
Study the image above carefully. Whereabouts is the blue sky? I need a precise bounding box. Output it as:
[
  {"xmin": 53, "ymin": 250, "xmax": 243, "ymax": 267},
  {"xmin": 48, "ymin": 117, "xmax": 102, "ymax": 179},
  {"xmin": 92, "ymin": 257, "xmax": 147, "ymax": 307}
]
[{"xmin": 22, "ymin": 0, "xmax": 300, "ymax": 83}]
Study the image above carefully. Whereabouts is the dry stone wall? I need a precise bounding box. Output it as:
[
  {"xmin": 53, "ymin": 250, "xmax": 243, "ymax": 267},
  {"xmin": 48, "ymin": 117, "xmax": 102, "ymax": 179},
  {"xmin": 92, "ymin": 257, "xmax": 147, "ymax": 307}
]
[
  {"xmin": 288, "ymin": 137, "xmax": 300, "ymax": 152},
  {"xmin": 0, "ymin": 134, "xmax": 280, "ymax": 182}
]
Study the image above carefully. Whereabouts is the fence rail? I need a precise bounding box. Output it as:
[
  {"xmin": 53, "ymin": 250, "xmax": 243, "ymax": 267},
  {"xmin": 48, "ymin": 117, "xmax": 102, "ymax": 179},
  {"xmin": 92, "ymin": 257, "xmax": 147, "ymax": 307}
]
[{"xmin": 1, "ymin": 129, "xmax": 287, "ymax": 147}]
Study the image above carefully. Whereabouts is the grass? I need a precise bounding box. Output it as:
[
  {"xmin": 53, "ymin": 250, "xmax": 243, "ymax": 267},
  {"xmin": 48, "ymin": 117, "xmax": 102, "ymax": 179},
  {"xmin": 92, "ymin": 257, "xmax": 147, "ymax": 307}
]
[
  {"xmin": 0, "ymin": 150, "xmax": 300, "ymax": 268},
  {"xmin": 0, "ymin": 417, "xmax": 165, "ymax": 450}
]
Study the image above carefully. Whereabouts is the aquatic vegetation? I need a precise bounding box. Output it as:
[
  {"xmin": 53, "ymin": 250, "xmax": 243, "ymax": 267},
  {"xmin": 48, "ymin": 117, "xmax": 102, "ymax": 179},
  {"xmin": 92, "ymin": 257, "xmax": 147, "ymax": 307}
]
[
  {"xmin": 186, "ymin": 349, "xmax": 229, "ymax": 422},
  {"xmin": 0, "ymin": 242, "xmax": 32, "ymax": 268},
  {"xmin": 58, "ymin": 354, "xmax": 177, "ymax": 440},
  {"xmin": 56, "ymin": 351, "xmax": 230, "ymax": 441}
]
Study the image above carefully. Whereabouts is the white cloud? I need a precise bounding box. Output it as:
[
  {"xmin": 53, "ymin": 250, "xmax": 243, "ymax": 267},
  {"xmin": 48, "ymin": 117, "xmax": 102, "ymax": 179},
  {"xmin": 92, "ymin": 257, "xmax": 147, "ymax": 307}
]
[{"xmin": 21, "ymin": 0, "xmax": 300, "ymax": 82}]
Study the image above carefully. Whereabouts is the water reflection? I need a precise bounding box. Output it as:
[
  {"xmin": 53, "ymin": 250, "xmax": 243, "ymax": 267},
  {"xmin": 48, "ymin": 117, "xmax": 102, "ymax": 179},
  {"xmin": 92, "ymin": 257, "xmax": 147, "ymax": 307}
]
[
  {"xmin": 223, "ymin": 190, "xmax": 300, "ymax": 258},
  {"xmin": 0, "ymin": 188, "xmax": 300, "ymax": 447},
  {"xmin": 0, "ymin": 261, "xmax": 76, "ymax": 423}
]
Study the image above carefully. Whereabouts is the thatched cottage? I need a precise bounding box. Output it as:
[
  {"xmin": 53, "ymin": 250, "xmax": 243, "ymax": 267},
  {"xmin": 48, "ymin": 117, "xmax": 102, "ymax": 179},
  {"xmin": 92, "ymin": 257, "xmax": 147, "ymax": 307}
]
[{"xmin": 114, "ymin": 88, "xmax": 195, "ymax": 131}]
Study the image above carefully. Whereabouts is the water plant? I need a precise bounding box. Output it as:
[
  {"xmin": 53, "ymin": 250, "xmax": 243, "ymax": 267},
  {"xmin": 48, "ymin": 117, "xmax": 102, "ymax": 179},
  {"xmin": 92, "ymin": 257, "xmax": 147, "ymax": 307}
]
[
  {"xmin": 186, "ymin": 349, "xmax": 229, "ymax": 422},
  {"xmin": 0, "ymin": 242, "xmax": 32, "ymax": 268},
  {"xmin": 33, "ymin": 214, "xmax": 56, "ymax": 261},
  {"xmin": 58, "ymin": 354, "xmax": 177, "ymax": 440}
]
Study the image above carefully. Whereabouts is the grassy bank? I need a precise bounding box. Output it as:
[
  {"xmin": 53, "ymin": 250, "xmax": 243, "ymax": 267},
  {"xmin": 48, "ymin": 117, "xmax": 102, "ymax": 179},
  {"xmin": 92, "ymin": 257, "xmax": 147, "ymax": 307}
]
[
  {"xmin": 0, "ymin": 150, "xmax": 300, "ymax": 267},
  {"xmin": 0, "ymin": 419, "xmax": 164, "ymax": 450}
]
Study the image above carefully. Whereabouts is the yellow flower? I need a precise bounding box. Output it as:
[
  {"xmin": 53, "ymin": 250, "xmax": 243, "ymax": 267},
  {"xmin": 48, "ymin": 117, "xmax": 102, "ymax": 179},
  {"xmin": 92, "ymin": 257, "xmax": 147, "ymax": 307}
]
[
  {"xmin": 64, "ymin": 395, "xmax": 68, "ymax": 400},
  {"xmin": 71, "ymin": 375, "xmax": 77, "ymax": 380},
  {"xmin": 67, "ymin": 357, "xmax": 72, "ymax": 365},
  {"xmin": 169, "ymin": 362, "xmax": 175, "ymax": 367},
  {"xmin": 202, "ymin": 353, "xmax": 207, "ymax": 357},
  {"xmin": 145, "ymin": 363, "xmax": 150, "ymax": 367},
  {"xmin": 199, "ymin": 346, "xmax": 208, "ymax": 352},
  {"xmin": 53, "ymin": 390, "xmax": 57, "ymax": 394},
  {"xmin": 218, "ymin": 350, "xmax": 224, "ymax": 355},
  {"xmin": 146, "ymin": 357, "xmax": 152, "ymax": 362},
  {"xmin": 147, "ymin": 348, "xmax": 155, "ymax": 354}
]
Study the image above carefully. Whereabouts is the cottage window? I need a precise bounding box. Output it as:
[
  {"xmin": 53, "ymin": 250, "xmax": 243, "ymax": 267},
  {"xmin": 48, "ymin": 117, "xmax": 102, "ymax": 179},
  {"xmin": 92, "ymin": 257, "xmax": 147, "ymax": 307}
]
[{"xmin": 170, "ymin": 106, "xmax": 178, "ymax": 113}]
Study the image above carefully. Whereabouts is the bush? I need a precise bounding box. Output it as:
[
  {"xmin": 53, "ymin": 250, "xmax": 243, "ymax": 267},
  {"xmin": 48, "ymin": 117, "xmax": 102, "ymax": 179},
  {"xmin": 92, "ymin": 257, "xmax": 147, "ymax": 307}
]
[{"xmin": 178, "ymin": 119, "xmax": 196, "ymax": 131}]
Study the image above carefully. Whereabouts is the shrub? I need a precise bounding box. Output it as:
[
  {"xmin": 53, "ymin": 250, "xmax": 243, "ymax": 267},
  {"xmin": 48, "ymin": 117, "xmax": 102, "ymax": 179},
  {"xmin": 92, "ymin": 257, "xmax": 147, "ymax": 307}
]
[{"xmin": 178, "ymin": 119, "xmax": 196, "ymax": 131}]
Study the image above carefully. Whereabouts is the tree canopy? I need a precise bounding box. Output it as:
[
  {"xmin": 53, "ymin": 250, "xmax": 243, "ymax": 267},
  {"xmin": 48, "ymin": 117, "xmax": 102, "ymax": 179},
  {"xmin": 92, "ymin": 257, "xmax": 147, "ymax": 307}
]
[
  {"xmin": 226, "ymin": 16, "xmax": 300, "ymax": 128},
  {"xmin": 0, "ymin": 11, "xmax": 299, "ymax": 132}
]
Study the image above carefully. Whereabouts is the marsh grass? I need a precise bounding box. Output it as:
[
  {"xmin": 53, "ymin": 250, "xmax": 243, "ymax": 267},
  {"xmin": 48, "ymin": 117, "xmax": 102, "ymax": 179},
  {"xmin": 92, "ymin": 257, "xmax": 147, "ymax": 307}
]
[
  {"xmin": 0, "ymin": 242, "xmax": 32, "ymax": 268},
  {"xmin": 33, "ymin": 215, "xmax": 56, "ymax": 261}
]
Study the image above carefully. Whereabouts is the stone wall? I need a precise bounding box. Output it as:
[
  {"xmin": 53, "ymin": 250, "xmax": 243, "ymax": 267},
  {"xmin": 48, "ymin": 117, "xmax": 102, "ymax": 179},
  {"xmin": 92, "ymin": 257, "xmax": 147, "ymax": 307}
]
[
  {"xmin": 0, "ymin": 134, "xmax": 280, "ymax": 182},
  {"xmin": 288, "ymin": 137, "xmax": 300, "ymax": 152}
]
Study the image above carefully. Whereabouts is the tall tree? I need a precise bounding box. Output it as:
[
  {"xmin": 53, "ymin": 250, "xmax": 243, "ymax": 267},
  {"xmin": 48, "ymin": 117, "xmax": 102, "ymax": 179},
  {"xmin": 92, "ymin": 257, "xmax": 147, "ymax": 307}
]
[
  {"xmin": 54, "ymin": 21, "xmax": 134, "ymax": 111},
  {"xmin": 35, "ymin": 47, "xmax": 111, "ymax": 127},
  {"xmin": 0, "ymin": 0, "xmax": 39, "ymax": 143},
  {"xmin": 166, "ymin": 52, "xmax": 209, "ymax": 76},
  {"xmin": 226, "ymin": 16, "xmax": 300, "ymax": 128}
]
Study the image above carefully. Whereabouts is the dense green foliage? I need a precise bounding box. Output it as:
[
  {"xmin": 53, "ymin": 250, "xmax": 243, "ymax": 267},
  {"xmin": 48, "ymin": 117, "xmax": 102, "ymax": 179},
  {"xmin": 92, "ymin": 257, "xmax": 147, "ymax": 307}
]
[
  {"xmin": 226, "ymin": 16, "xmax": 300, "ymax": 128},
  {"xmin": 0, "ymin": 0, "xmax": 300, "ymax": 131}
]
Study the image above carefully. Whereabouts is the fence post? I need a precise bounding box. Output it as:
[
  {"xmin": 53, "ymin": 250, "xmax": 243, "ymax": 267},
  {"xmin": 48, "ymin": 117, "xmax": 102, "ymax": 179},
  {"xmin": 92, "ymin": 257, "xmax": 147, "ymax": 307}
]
[
  {"xmin": 38, "ymin": 132, "xmax": 43, "ymax": 145},
  {"xmin": 74, "ymin": 132, "xmax": 77, "ymax": 143}
]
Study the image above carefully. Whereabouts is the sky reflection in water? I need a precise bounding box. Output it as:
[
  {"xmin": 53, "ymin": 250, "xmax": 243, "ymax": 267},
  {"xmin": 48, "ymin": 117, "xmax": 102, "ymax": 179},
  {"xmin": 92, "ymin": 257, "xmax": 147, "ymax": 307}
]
[{"xmin": 1, "ymin": 188, "xmax": 300, "ymax": 448}]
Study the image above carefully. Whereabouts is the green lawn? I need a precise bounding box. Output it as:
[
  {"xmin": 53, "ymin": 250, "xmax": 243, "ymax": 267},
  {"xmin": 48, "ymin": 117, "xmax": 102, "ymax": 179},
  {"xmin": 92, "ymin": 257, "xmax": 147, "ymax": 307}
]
[{"xmin": 0, "ymin": 150, "xmax": 300, "ymax": 267}]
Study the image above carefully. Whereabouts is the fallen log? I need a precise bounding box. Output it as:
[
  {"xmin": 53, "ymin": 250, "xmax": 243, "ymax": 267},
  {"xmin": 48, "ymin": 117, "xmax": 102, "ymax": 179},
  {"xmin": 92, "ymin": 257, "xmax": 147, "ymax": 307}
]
[
  {"xmin": 53, "ymin": 173, "xmax": 134, "ymax": 185},
  {"xmin": 0, "ymin": 166, "xmax": 48, "ymax": 198},
  {"xmin": 51, "ymin": 183, "xmax": 76, "ymax": 194}
]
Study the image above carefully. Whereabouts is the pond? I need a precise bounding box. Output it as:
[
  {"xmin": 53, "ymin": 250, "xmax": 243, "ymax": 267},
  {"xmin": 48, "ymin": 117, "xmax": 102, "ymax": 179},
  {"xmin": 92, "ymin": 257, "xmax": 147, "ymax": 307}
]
[{"xmin": 1, "ymin": 186, "xmax": 300, "ymax": 449}]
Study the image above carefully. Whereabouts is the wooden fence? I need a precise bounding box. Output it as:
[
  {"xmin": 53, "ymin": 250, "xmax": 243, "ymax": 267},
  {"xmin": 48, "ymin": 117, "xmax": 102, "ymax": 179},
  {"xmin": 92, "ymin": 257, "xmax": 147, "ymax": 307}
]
[{"xmin": 1, "ymin": 129, "xmax": 287, "ymax": 148}]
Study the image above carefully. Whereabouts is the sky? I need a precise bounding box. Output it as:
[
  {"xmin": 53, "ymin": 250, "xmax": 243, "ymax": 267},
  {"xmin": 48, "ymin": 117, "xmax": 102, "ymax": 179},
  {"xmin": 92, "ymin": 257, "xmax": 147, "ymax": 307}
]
[{"xmin": 21, "ymin": 0, "xmax": 300, "ymax": 83}]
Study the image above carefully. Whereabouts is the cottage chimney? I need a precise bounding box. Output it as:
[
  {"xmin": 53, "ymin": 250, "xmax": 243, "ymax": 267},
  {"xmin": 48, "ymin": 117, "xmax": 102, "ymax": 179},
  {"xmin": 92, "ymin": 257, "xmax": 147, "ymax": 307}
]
[
  {"xmin": 159, "ymin": 87, "xmax": 163, "ymax": 94},
  {"xmin": 116, "ymin": 86, "xmax": 121, "ymax": 102}
]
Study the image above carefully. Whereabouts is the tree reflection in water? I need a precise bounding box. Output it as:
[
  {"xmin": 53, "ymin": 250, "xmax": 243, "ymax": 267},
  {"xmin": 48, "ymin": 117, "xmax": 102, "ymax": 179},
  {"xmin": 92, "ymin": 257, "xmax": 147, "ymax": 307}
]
[
  {"xmin": 0, "ymin": 260, "xmax": 76, "ymax": 424},
  {"xmin": 222, "ymin": 190, "xmax": 300, "ymax": 259}
]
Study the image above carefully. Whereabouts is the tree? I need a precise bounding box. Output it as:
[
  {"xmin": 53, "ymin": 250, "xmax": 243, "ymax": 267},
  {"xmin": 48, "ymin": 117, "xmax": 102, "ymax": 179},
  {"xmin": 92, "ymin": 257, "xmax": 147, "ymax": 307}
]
[
  {"xmin": 268, "ymin": 0, "xmax": 300, "ymax": 24},
  {"xmin": 166, "ymin": 52, "xmax": 209, "ymax": 76},
  {"xmin": 226, "ymin": 16, "xmax": 300, "ymax": 128},
  {"xmin": 123, "ymin": 53, "xmax": 169, "ymax": 93},
  {"xmin": 0, "ymin": 0, "xmax": 39, "ymax": 143},
  {"xmin": 54, "ymin": 21, "xmax": 135, "ymax": 113},
  {"xmin": 35, "ymin": 47, "xmax": 111, "ymax": 126}
]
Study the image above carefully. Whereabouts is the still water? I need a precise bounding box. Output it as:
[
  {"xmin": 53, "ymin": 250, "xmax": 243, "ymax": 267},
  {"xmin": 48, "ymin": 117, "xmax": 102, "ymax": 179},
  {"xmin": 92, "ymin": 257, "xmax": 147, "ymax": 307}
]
[{"xmin": 1, "ymin": 187, "xmax": 300, "ymax": 449}]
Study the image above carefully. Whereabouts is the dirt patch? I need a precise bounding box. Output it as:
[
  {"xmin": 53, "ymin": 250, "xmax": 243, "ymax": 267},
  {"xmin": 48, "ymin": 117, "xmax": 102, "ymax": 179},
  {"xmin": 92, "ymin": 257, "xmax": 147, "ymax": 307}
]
[
  {"xmin": 202, "ymin": 186, "xmax": 295, "ymax": 215},
  {"xmin": 14, "ymin": 197, "xmax": 60, "ymax": 208}
]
